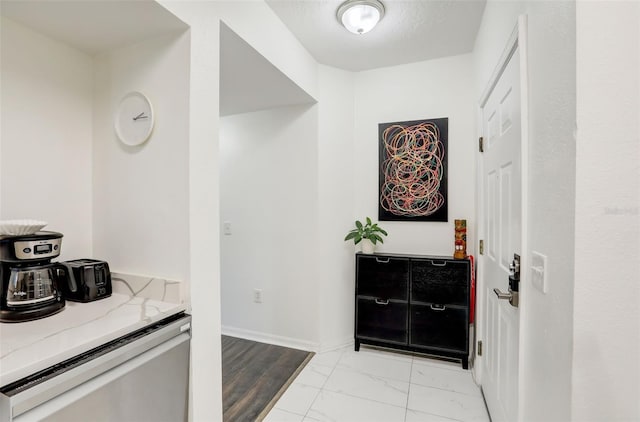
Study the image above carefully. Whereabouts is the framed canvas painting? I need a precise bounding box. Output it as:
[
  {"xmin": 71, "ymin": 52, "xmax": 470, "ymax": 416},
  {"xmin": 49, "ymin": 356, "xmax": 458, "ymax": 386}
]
[{"xmin": 378, "ymin": 117, "xmax": 448, "ymax": 222}]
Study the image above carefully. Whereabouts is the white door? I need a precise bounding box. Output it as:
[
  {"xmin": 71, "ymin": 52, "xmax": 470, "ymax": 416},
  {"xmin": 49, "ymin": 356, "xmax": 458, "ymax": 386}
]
[{"xmin": 480, "ymin": 45, "xmax": 523, "ymax": 422}]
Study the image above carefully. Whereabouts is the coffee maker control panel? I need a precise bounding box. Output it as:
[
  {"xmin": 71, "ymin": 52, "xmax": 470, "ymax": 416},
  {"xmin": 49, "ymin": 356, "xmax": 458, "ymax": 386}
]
[{"xmin": 14, "ymin": 238, "xmax": 61, "ymax": 260}]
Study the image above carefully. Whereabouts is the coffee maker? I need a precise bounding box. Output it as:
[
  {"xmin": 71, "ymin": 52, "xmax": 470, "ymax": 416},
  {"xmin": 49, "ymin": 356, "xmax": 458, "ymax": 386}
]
[{"xmin": 0, "ymin": 231, "xmax": 76, "ymax": 322}]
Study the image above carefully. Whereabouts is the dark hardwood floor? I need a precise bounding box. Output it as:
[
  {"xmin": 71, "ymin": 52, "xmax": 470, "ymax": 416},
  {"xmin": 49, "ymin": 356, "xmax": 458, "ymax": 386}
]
[{"xmin": 222, "ymin": 335, "xmax": 314, "ymax": 422}]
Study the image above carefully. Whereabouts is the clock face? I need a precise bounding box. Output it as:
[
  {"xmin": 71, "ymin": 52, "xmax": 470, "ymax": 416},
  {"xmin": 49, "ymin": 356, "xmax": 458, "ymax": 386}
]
[{"xmin": 114, "ymin": 92, "xmax": 154, "ymax": 146}]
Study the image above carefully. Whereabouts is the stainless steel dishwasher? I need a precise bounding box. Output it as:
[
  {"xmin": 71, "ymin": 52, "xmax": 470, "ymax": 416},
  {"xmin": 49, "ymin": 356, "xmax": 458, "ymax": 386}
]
[{"xmin": 0, "ymin": 313, "xmax": 191, "ymax": 422}]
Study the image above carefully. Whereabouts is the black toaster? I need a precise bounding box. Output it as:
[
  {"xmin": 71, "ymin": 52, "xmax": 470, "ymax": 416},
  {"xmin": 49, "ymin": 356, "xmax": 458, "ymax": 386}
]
[{"xmin": 61, "ymin": 259, "xmax": 112, "ymax": 302}]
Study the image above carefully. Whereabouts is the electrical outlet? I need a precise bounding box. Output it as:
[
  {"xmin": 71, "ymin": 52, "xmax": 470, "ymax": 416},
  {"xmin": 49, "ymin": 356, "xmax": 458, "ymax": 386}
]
[
  {"xmin": 253, "ymin": 288, "xmax": 262, "ymax": 303},
  {"xmin": 223, "ymin": 221, "xmax": 232, "ymax": 235}
]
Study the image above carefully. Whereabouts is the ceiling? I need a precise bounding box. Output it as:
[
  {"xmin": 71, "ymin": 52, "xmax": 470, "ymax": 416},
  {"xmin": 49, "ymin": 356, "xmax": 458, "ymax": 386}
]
[
  {"xmin": 265, "ymin": 0, "xmax": 487, "ymax": 71},
  {"xmin": 1, "ymin": 0, "xmax": 486, "ymax": 116},
  {"xmin": 0, "ymin": 0, "xmax": 314, "ymax": 117},
  {"xmin": 0, "ymin": 0, "xmax": 188, "ymax": 55}
]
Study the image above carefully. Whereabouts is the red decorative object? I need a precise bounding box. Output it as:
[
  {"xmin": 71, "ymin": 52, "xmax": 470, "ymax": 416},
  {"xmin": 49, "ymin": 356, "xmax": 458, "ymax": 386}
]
[{"xmin": 469, "ymin": 255, "xmax": 475, "ymax": 323}]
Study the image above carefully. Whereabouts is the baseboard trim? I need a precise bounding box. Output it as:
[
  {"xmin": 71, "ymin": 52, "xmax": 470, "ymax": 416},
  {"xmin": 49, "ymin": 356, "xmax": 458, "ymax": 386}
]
[
  {"xmin": 317, "ymin": 337, "xmax": 354, "ymax": 353},
  {"xmin": 221, "ymin": 325, "xmax": 319, "ymax": 352}
]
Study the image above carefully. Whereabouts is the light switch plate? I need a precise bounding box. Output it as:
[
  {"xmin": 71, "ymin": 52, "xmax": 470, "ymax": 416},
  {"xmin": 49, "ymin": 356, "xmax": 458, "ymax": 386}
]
[
  {"xmin": 531, "ymin": 251, "xmax": 548, "ymax": 294},
  {"xmin": 223, "ymin": 221, "xmax": 232, "ymax": 235}
]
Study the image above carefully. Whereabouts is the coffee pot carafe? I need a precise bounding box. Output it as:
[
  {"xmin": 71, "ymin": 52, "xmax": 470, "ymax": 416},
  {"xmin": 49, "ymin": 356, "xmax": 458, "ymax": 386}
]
[{"xmin": 0, "ymin": 231, "xmax": 76, "ymax": 322}]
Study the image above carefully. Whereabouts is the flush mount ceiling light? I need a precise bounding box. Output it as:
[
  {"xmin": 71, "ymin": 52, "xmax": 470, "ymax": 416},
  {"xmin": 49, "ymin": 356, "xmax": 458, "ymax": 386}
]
[{"xmin": 337, "ymin": 0, "xmax": 385, "ymax": 35}]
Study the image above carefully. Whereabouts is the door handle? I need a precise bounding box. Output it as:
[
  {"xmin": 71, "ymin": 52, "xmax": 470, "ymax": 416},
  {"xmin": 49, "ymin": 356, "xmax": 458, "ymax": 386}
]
[
  {"xmin": 493, "ymin": 288, "xmax": 519, "ymax": 308},
  {"xmin": 374, "ymin": 298, "xmax": 389, "ymax": 305},
  {"xmin": 493, "ymin": 288, "xmax": 511, "ymax": 300}
]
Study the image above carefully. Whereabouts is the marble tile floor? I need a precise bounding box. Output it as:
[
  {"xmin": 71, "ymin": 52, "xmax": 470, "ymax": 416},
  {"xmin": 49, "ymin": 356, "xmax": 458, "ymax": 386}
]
[{"xmin": 263, "ymin": 345, "xmax": 490, "ymax": 422}]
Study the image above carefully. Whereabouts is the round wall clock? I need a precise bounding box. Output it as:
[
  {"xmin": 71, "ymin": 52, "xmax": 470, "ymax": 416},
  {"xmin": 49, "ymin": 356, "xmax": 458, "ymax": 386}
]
[{"xmin": 114, "ymin": 91, "xmax": 155, "ymax": 146}]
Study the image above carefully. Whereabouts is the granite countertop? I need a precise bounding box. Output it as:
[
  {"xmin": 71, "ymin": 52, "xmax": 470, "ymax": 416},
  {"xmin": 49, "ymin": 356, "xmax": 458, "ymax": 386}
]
[{"xmin": 0, "ymin": 273, "xmax": 186, "ymax": 388}]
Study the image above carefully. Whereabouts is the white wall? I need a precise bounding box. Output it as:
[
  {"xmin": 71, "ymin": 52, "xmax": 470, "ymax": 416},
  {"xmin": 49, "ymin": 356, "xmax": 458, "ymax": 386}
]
[
  {"xmin": 220, "ymin": 105, "xmax": 319, "ymax": 348},
  {"xmin": 0, "ymin": 16, "xmax": 190, "ymax": 276},
  {"xmin": 473, "ymin": 1, "xmax": 576, "ymax": 420},
  {"xmin": 573, "ymin": 2, "xmax": 640, "ymax": 420},
  {"xmin": 167, "ymin": 9, "xmax": 222, "ymax": 422},
  {"xmin": 0, "ymin": 17, "xmax": 93, "ymax": 260},
  {"xmin": 92, "ymin": 32, "xmax": 190, "ymax": 282},
  {"xmin": 316, "ymin": 65, "xmax": 356, "ymax": 350},
  {"xmin": 154, "ymin": 1, "xmax": 321, "ymax": 419},
  {"xmin": 354, "ymin": 54, "xmax": 476, "ymax": 256}
]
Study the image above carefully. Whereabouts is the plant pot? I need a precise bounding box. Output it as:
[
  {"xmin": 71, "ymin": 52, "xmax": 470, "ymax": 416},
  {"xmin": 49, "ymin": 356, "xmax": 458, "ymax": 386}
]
[{"xmin": 361, "ymin": 238, "xmax": 375, "ymax": 254}]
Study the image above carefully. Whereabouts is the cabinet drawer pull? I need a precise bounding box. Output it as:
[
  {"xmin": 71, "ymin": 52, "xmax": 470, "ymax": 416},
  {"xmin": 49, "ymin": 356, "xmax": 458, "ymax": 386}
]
[
  {"xmin": 431, "ymin": 261, "xmax": 447, "ymax": 267},
  {"xmin": 375, "ymin": 257, "xmax": 390, "ymax": 263},
  {"xmin": 375, "ymin": 298, "xmax": 390, "ymax": 305},
  {"xmin": 430, "ymin": 304, "xmax": 446, "ymax": 311}
]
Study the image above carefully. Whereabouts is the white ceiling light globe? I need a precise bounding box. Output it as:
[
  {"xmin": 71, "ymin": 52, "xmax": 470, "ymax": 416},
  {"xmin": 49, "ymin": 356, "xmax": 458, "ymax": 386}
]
[
  {"xmin": 337, "ymin": 0, "xmax": 385, "ymax": 35},
  {"xmin": 341, "ymin": 4, "xmax": 379, "ymax": 34}
]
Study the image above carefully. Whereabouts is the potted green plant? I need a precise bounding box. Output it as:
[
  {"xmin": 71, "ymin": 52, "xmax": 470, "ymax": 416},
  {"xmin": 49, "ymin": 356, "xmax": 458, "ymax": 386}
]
[{"xmin": 344, "ymin": 217, "xmax": 388, "ymax": 254}]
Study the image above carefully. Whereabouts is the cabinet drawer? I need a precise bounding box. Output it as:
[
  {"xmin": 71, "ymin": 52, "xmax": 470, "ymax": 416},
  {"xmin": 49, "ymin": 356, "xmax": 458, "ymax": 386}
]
[
  {"xmin": 356, "ymin": 298, "xmax": 408, "ymax": 344},
  {"xmin": 410, "ymin": 304, "xmax": 467, "ymax": 352},
  {"xmin": 411, "ymin": 259, "xmax": 469, "ymax": 305},
  {"xmin": 357, "ymin": 255, "xmax": 408, "ymax": 300}
]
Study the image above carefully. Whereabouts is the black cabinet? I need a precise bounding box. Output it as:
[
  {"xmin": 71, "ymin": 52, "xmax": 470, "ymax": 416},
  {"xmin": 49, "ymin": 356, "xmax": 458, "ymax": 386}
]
[
  {"xmin": 357, "ymin": 256, "xmax": 408, "ymax": 300},
  {"xmin": 356, "ymin": 299, "xmax": 407, "ymax": 344},
  {"xmin": 354, "ymin": 253, "xmax": 470, "ymax": 369}
]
